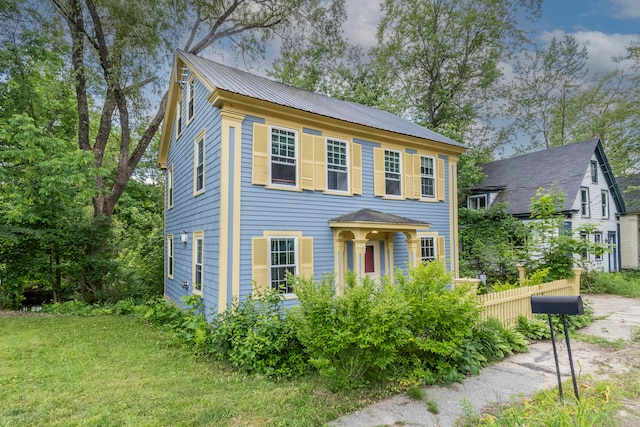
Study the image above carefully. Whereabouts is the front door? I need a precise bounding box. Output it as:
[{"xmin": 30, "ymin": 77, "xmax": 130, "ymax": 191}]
[{"xmin": 364, "ymin": 242, "xmax": 379, "ymax": 281}]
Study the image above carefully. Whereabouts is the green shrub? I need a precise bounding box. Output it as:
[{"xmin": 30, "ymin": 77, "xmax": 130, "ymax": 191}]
[
  {"xmin": 515, "ymin": 300, "xmax": 594, "ymax": 341},
  {"xmin": 292, "ymin": 272, "xmax": 411, "ymax": 389},
  {"xmin": 582, "ymin": 270, "xmax": 640, "ymax": 297},
  {"xmin": 396, "ymin": 261, "xmax": 482, "ymax": 384},
  {"xmin": 210, "ymin": 287, "xmax": 307, "ymax": 379},
  {"xmin": 41, "ymin": 298, "xmax": 145, "ymax": 316},
  {"xmin": 516, "ymin": 315, "xmax": 550, "ymax": 340}
]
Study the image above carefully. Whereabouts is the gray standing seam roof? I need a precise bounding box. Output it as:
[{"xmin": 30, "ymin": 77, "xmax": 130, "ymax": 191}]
[
  {"xmin": 178, "ymin": 51, "xmax": 464, "ymax": 149},
  {"xmin": 472, "ymin": 139, "xmax": 605, "ymax": 216},
  {"xmin": 329, "ymin": 209, "xmax": 429, "ymax": 226}
]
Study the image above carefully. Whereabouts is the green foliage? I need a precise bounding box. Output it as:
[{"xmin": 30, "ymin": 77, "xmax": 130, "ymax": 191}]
[
  {"xmin": 40, "ymin": 298, "xmax": 143, "ymax": 316},
  {"xmin": 515, "ymin": 301, "xmax": 594, "ymax": 341},
  {"xmin": 292, "ymin": 272, "xmax": 411, "ymax": 389},
  {"xmin": 211, "ymin": 287, "xmax": 307, "ymax": 379},
  {"xmin": 582, "ymin": 270, "xmax": 640, "ymax": 298},
  {"xmin": 516, "ymin": 315, "xmax": 550, "ymax": 340},
  {"xmin": 396, "ymin": 262, "xmax": 482, "ymax": 384},
  {"xmin": 458, "ymin": 203, "xmax": 529, "ymax": 285}
]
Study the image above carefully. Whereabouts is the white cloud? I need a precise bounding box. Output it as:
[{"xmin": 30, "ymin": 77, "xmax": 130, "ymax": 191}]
[
  {"xmin": 344, "ymin": 0, "xmax": 382, "ymax": 50},
  {"xmin": 611, "ymin": 0, "xmax": 640, "ymax": 19},
  {"xmin": 539, "ymin": 30, "xmax": 636, "ymax": 74}
]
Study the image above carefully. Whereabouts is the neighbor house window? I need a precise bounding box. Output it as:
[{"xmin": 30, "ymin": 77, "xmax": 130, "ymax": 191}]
[
  {"xmin": 167, "ymin": 164, "xmax": 174, "ymax": 208},
  {"xmin": 193, "ymin": 232, "xmax": 204, "ymax": 294},
  {"xmin": 269, "ymin": 237, "xmax": 296, "ymax": 293},
  {"xmin": 167, "ymin": 235, "xmax": 174, "ymax": 279},
  {"xmin": 420, "ymin": 156, "xmax": 435, "ymax": 199},
  {"xmin": 384, "ymin": 149, "xmax": 402, "ymax": 196},
  {"xmin": 187, "ymin": 78, "xmax": 195, "ymax": 123},
  {"xmin": 601, "ymin": 190, "xmax": 609, "ymax": 218},
  {"xmin": 420, "ymin": 237, "xmax": 435, "ymax": 262},
  {"xmin": 176, "ymin": 99, "xmax": 183, "ymax": 137},
  {"xmin": 467, "ymin": 194, "xmax": 487, "ymax": 210},
  {"xmin": 594, "ymin": 232, "xmax": 603, "ymax": 261},
  {"xmin": 562, "ymin": 221, "xmax": 572, "ymax": 236},
  {"xmin": 327, "ymin": 138, "xmax": 348, "ymax": 192},
  {"xmin": 580, "ymin": 231, "xmax": 588, "ymax": 259},
  {"xmin": 581, "ymin": 187, "xmax": 590, "ymax": 217},
  {"xmin": 194, "ymin": 133, "xmax": 205, "ymax": 194},
  {"xmin": 270, "ymin": 127, "xmax": 297, "ymax": 186},
  {"xmin": 591, "ymin": 160, "xmax": 598, "ymax": 183}
]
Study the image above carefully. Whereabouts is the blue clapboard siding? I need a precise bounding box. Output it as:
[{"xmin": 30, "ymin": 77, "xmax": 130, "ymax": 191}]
[
  {"xmin": 165, "ymin": 73, "xmax": 221, "ymax": 318},
  {"xmin": 237, "ymin": 115, "xmax": 452, "ymax": 305}
]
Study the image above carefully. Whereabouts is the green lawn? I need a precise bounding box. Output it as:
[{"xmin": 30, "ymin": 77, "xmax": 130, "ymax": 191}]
[{"xmin": 0, "ymin": 314, "xmax": 373, "ymax": 426}]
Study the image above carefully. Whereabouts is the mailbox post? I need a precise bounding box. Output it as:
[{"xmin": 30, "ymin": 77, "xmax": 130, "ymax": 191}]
[{"xmin": 530, "ymin": 295, "xmax": 584, "ymax": 401}]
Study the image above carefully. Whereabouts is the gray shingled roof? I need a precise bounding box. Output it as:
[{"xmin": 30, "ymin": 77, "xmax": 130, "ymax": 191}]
[
  {"xmin": 617, "ymin": 174, "xmax": 640, "ymax": 214},
  {"xmin": 178, "ymin": 51, "xmax": 464, "ymax": 149},
  {"xmin": 329, "ymin": 209, "xmax": 429, "ymax": 226},
  {"xmin": 472, "ymin": 138, "xmax": 625, "ymax": 216}
]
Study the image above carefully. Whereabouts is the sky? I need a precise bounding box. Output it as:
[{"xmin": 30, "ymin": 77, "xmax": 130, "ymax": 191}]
[{"xmin": 341, "ymin": 0, "xmax": 639, "ymax": 76}]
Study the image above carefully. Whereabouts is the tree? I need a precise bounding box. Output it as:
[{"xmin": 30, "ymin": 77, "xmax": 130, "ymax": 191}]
[
  {"xmin": 506, "ymin": 35, "xmax": 588, "ymax": 150},
  {"xmin": 373, "ymin": 0, "xmax": 541, "ymax": 139}
]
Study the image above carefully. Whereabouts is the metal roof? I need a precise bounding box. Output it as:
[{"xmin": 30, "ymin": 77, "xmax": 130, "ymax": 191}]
[
  {"xmin": 329, "ymin": 208, "xmax": 429, "ymax": 225},
  {"xmin": 178, "ymin": 51, "xmax": 464, "ymax": 149}
]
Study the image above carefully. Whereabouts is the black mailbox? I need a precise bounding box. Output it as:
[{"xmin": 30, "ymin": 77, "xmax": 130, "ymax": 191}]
[{"xmin": 531, "ymin": 295, "xmax": 584, "ymax": 315}]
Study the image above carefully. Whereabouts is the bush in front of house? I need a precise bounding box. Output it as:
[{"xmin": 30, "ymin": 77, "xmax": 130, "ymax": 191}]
[
  {"xmin": 291, "ymin": 272, "xmax": 412, "ymax": 389},
  {"xmin": 210, "ymin": 288, "xmax": 308, "ymax": 379}
]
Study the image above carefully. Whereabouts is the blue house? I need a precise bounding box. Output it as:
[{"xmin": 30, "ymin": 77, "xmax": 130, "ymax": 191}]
[{"xmin": 158, "ymin": 51, "xmax": 466, "ymax": 317}]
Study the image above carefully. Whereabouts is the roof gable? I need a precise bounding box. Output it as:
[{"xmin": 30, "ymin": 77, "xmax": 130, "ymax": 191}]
[{"xmin": 473, "ymin": 139, "xmax": 625, "ymax": 216}]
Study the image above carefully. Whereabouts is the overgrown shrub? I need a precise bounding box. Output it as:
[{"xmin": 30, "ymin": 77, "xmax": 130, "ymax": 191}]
[
  {"xmin": 582, "ymin": 270, "xmax": 640, "ymax": 297},
  {"xmin": 396, "ymin": 261, "xmax": 482, "ymax": 384},
  {"xmin": 40, "ymin": 298, "xmax": 144, "ymax": 316},
  {"xmin": 515, "ymin": 300, "xmax": 594, "ymax": 340},
  {"xmin": 210, "ymin": 287, "xmax": 307, "ymax": 379},
  {"xmin": 292, "ymin": 272, "xmax": 411, "ymax": 389}
]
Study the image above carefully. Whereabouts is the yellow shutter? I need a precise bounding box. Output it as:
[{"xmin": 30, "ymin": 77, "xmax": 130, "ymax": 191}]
[
  {"xmin": 437, "ymin": 236, "xmax": 446, "ymax": 262},
  {"xmin": 300, "ymin": 133, "xmax": 315, "ymax": 190},
  {"xmin": 437, "ymin": 158, "xmax": 445, "ymax": 201},
  {"xmin": 374, "ymin": 147, "xmax": 385, "ymax": 197},
  {"xmin": 252, "ymin": 237, "xmax": 269, "ymax": 294},
  {"xmin": 404, "ymin": 153, "xmax": 413, "ymax": 199},
  {"xmin": 313, "ymin": 136, "xmax": 326, "ymax": 191},
  {"xmin": 413, "ymin": 155, "xmax": 422, "ymax": 199},
  {"xmin": 351, "ymin": 142, "xmax": 362, "ymax": 195},
  {"xmin": 252, "ymin": 123, "xmax": 269, "ymax": 185},
  {"xmin": 300, "ymin": 237, "xmax": 314, "ymax": 279}
]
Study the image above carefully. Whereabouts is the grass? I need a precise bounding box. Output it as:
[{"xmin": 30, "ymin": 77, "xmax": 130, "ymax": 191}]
[
  {"xmin": 0, "ymin": 314, "xmax": 377, "ymax": 426},
  {"xmin": 582, "ymin": 270, "xmax": 640, "ymax": 297},
  {"xmin": 574, "ymin": 333, "xmax": 628, "ymax": 350}
]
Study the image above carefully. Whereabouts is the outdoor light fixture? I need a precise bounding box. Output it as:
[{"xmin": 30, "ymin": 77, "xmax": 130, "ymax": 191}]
[{"xmin": 180, "ymin": 230, "xmax": 188, "ymax": 244}]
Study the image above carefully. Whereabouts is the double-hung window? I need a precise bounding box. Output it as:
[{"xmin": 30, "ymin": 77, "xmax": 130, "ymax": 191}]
[
  {"xmin": 420, "ymin": 237, "xmax": 435, "ymax": 263},
  {"xmin": 601, "ymin": 190, "xmax": 609, "ymax": 218},
  {"xmin": 193, "ymin": 232, "xmax": 204, "ymax": 294},
  {"xmin": 167, "ymin": 165, "xmax": 174, "ymax": 208},
  {"xmin": 269, "ymin": 237, "xmax": 296, "ymax": 294},
  {"xmin": 581, "ymin": 187, "xmax": 590, "ymax": 217},
  {"xmin": 270, "ymin": 127, "xmax": 297, "ymax": 186},
  {"xmin": 420, "ymin": 156, "xmax": 435, "ymax": 199},
  {"xmin": 327, "ymin": 138, "xmax": 349, "ymax": 192},
  {"xmin": 384, "ymin": 149, "xmax": 402, "ymax": 196},
  {"xmin": 167, "ymin": 235, "xmax": 174, "ymax": 279},
  {"xmin": 187, "ymin": 78, "xmax": 195, "ymax": 123},
  {"xmin": 594, "ymin": 232, "xmax": 603, "ymax": 260},
  {"xmin": 194, "ymin": 134, "xmax": 205, "ymax": 194}
]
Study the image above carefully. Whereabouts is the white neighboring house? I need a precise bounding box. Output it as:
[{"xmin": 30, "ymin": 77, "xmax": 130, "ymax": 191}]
[
  {"xmin": 467, "ymin": 138, "xmax": 626, "ymax": 272},
  {"xmin": 618, "ymin": 174, "xmax": 640, "ymax": 269}
]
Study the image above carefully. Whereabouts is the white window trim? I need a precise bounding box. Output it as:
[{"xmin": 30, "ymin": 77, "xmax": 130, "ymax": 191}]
[
  {"xmin": 176, "ymin": 99, "xmax": 183, "ymax": 139},
  {"xmin": 167, "ymin": 234, "xmax": 174, "ymax": 279},
  {"xmin": 384, "ymin": 148, "xmax": 403, "ymax": 198},
  {"xmin": 326, "ymin": 137, "xmax": 350, "ymax": 194},
  {"xmin": 581, "ymin": 187, "xmax": 590, "ymax": 218},
  {"xmin": 268, "ymin": 235, "xmax": 298, "ymax": 296},
  {"xmin": 420, "ymin": 236, "xmax": 436, "ymax": 263},
  {"xmin": 268, "ymin": 125, "xmax": 299, "ymax": 189},
  {"xmin": 194, "ymin": 131, "xmax": 206, "ymax": 196},
  {"xmin": 167, "ymin": 164, "xmax": 174, "ymax": 209},
  {"xmin": 420, "ymin": 155, "xmax": 436, "ymax": 200},
  {"xmin": 186, "ymin": 77, "xmax": 195, "ymax": 125},
  {"xmin": 193, "ymin": 232, "xmax": 204, "ymax": 296},
  {"xmin": 601, "ymin": 190, "xmax": 609, "ymax": 219},
  {"xmin": 594, "ymin": 232, "xmax": 603, "ymax": 261},
  {"xmin": 467, "ymin": 194, "xmax": 487, "ymax": 210}
]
